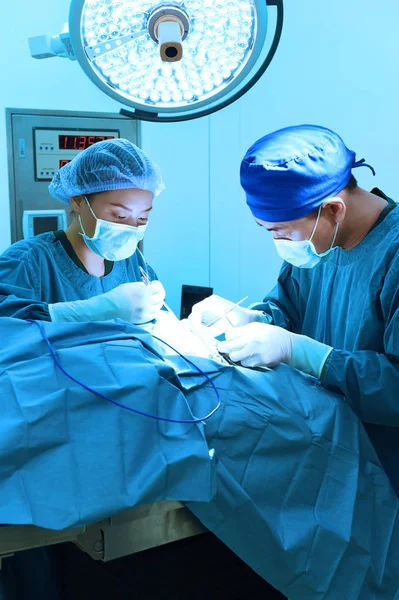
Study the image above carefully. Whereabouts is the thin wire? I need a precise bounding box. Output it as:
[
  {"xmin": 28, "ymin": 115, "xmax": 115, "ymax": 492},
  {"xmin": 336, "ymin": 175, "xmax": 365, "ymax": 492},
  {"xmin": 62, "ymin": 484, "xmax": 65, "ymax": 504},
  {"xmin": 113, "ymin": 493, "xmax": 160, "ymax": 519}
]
[{"xmin": 27, "ymin": 320, "xmax": 220, "ymax": 424}]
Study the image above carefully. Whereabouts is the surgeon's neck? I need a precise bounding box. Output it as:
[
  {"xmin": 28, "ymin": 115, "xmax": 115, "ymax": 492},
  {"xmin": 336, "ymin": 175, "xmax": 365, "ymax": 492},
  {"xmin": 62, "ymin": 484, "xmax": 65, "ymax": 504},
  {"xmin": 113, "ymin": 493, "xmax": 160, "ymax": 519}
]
[
  {"xmin": 65, "ymin": 220, "xmax": 106, "ymax": 277},
  {"xmin": 336, "ymin": 187, "xmax": 388, "ymax": 250}
]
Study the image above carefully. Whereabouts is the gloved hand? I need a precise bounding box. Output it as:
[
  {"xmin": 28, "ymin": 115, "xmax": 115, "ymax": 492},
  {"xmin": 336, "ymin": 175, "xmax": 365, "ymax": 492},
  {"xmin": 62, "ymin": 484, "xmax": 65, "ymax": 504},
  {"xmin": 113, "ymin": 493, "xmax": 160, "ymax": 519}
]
[
  {"xmin": 217, "ymin": 322, "xmax": 333, "ymax": 379},
  {"xmin": 49, "ymin": 280, "xmax": 166, "ymax": 325},
  {"xmin": 105, "ymin": 281, "xmax": 166, "ymax": 324},
  {"xmin": 218, "ymin": 322, "xmax": 292, "ymax": 367},
  {"xmin": 189, "ymin": 294, "xmax": 266, "ymax": 337}
]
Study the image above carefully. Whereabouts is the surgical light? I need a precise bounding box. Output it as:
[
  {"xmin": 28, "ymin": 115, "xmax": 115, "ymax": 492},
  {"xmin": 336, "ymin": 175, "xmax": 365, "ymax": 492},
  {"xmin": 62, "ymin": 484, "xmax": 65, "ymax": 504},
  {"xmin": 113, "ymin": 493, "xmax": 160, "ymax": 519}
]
[{"xmin": 29, "ymin": 0, "xmax": 283, "ymax": 122}]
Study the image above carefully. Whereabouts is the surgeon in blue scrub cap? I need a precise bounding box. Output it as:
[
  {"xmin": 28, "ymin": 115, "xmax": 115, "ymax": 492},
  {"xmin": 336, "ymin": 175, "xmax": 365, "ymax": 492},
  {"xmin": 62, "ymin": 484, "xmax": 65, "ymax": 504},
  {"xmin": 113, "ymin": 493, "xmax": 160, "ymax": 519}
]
[
  {"xmin": 194, "ymin": 124, "xmax": 399, "ymax": 497},
  {"xmin": 0, "ymin": 138, "xmax": 167, "ymax": 325}
]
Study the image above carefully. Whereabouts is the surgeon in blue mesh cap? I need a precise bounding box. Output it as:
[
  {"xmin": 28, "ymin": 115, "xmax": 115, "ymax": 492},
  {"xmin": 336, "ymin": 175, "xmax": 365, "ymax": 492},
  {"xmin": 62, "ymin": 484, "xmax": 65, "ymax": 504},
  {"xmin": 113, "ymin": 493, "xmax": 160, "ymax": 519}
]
[
  {"xmin": 0, "ymin": 138, "xmax": 167, "ymax": 324},
  {"xmin": 193, "ymin": 124, "xmax": 399, "ymax": 499},
  {"xmin": 48, "ymin": 138, "xmax": 165, "ymax": 204}
]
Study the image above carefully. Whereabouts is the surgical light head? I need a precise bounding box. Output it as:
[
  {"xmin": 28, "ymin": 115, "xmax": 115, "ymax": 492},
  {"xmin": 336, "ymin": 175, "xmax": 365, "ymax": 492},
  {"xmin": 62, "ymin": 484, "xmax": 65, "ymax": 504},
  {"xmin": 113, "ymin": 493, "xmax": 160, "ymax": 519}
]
[
  {"xmin": 48, "ymin": 138, "xmax": 165, "ymax": 205},
  {"xmin": 28, "ymin": 0, "xmax": 284, "ymax": 122}
]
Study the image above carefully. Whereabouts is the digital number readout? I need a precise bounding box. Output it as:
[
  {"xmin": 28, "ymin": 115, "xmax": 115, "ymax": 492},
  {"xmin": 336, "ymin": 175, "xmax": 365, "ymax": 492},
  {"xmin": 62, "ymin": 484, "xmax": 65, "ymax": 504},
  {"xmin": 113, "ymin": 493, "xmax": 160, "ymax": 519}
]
[{"xmin": 58, "ymin": 135, "xmax": 115, "ymax": 150}]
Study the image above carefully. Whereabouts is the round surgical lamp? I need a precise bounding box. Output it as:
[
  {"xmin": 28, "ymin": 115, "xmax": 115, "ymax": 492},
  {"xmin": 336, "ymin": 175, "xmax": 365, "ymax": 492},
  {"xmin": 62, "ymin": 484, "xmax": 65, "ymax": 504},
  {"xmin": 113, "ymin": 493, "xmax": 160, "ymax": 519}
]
[{"xmin": 29, "ymin": 0, "xmax": 283, "ymax": 123}]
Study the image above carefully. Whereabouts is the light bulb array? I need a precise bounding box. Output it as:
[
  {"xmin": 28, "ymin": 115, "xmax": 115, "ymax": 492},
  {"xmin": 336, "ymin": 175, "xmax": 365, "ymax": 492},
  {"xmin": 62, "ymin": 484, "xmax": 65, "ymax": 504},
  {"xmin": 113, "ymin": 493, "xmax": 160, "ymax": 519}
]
[{"xmin": 81, "ymin": 0, "xmax": 257, "ymax": 109}]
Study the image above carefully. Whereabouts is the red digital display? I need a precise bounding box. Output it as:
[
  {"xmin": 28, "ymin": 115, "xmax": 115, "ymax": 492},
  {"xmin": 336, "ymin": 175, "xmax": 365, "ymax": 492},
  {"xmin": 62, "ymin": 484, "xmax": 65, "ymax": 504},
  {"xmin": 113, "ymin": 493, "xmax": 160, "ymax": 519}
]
[
  {"xmin": 59, "ymin": 159, "xmax": 71, "ymax": 168},
  {"xmin": 58, "ymin": 135, "xmax": 116, "ymax": 150}
]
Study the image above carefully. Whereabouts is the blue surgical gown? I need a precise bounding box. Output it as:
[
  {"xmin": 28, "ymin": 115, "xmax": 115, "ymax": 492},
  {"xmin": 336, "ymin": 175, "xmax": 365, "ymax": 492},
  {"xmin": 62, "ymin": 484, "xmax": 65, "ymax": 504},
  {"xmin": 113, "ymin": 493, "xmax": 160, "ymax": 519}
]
[
  {"xmin": 0, "ymin": 231, "xmax": 156, "ymax": 320},
  {"xmin": 253, "ymin": 190, "xmax": 399, "ymax": 496},
  {"xmin": 0, "ymin": 231, "xmax": 160, "ymax": 599}
]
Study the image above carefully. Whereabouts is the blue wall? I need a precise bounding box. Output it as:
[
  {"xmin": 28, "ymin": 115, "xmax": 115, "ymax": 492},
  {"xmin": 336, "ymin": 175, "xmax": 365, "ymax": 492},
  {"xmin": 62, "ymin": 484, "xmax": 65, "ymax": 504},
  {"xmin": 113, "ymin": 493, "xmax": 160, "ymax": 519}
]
[
  {"xmin": 1, "ymin": 0, "xmax": 398, "ymax": 314},
  {"xmin": 142, "ymin": 0, "xmax": 399, "ymax": 312}
]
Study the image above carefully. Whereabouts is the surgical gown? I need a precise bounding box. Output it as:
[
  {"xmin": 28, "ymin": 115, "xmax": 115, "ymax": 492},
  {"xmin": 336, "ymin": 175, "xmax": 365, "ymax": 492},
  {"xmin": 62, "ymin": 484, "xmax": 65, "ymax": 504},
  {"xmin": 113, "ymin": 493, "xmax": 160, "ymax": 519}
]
[
  {"xmin": 253, "ymin": 189, "xmax": 399, "ymax": 495},
  {"xmin": 0, "ymin": 231, "xmax": 158, "ymax": 600},
  {"xmin": 0, "ymin": 231, "xmax": 156, "ymax": 320}
]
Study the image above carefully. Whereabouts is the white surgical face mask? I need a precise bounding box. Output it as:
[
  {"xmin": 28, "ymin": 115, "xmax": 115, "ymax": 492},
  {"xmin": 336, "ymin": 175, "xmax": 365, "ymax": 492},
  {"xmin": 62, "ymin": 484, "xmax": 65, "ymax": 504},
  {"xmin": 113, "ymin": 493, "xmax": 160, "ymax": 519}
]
[
  {"xmin": 79, "ymin": 196, "xmax": 147, "ymax": 261},
  {"xmin": 273, "ymin": 199, "xmax": 343, "ymax": 268}
]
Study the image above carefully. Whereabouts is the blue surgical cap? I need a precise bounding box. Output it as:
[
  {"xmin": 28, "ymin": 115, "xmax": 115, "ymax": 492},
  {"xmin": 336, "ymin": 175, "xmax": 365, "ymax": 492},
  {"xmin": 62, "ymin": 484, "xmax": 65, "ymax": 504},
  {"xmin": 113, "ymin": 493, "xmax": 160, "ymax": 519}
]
[
  {"xmin": 240, "ymin": 124, "xmax": 375, "ymax": 222},
  {"xmin": 49, "ymin": 138, "xmax": 165, "ymax": 205}
]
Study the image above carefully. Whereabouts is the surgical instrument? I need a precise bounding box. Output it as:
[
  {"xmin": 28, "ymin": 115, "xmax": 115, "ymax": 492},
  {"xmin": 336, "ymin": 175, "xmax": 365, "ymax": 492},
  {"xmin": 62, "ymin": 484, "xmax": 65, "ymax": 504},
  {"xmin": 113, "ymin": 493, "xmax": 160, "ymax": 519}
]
[
  {"xmin": 139, "ymin": 266, "xmax": 174, "ymax": 314},
  {"xmin": 205, "ymin": 296, "xmax": 249, "ymax": 328}
]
